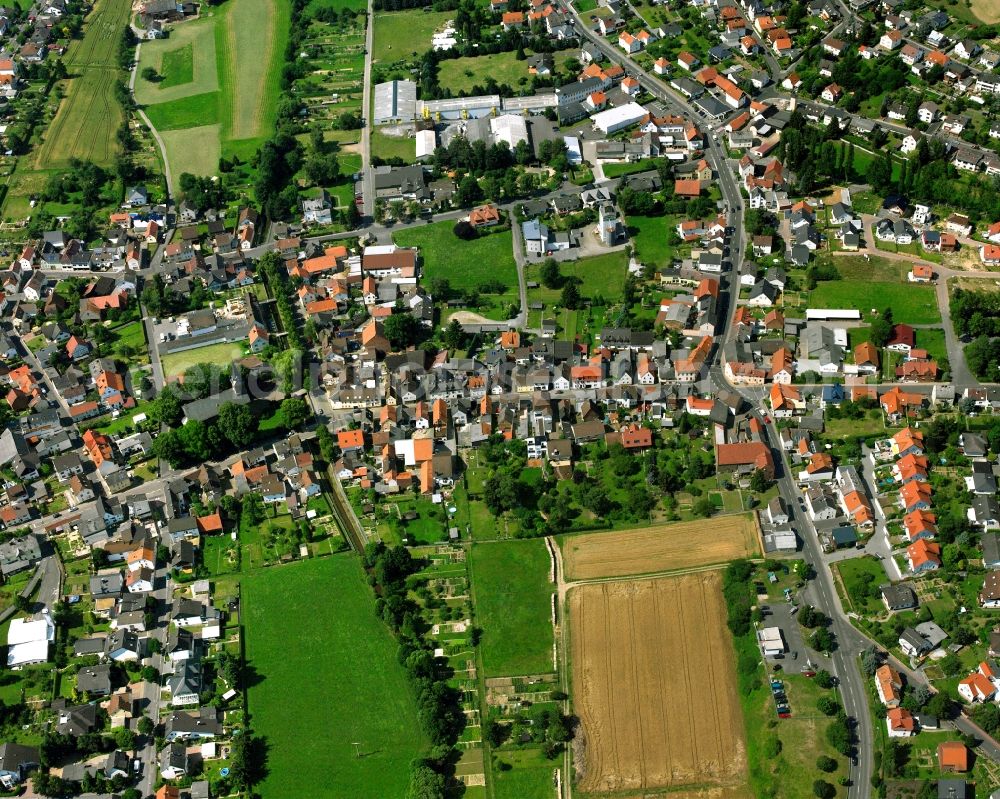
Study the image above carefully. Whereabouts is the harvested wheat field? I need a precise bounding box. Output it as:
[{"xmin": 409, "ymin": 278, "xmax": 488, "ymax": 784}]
[
  {"xmin": 569, "ymin": 573, "xmax": 749, "ymax": 797},
  {"xmin": 562, "ymin": 515, "xmax": 758, "ymax": 581}
]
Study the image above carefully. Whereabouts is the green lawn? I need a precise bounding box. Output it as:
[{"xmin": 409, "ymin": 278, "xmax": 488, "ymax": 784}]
[
  {"xmin": 559, "ymin": 252, "xmax": 628, "ymax": 301},
  {"xmin": 437, "ymin": 52, "xmax": 528, "ymax": 94},
  {"xmin": 394, "ymin": 222, "xmax": 518, "ymax": 292},
  {"xmin": 370, "ymin": 129, "xmax": 415, "ymax": 162},
  {"xmin": 809, "ymin": 276, "xmax": 940, "ymax": 324},
  {"xmin": 135, "ymin": 18, "xmax": 219, "ymax": 105},
  {"xmin": 159, "ymin": 125, "xmax": 223, "ymax": 188},
  {"xmin": 160, "ymin": 43, "xmax": 195, "ymax": 88},
  {"xmin": 627, "ymin": 214, "xmax": 682, "ymax": 268},
  {"xmin": 372, "ymin": 10, "xmax": 454, "ymax": 63},
  {"xmin": 491, "ymin": 748, "xmax": 557, "ymax": 799},
  {"xmin": 602, "ymin": 158, "xmax": 661, "ymax": 178},
  {"xmin": 144, "ymin": 91, "xmax": 222, "ymax": 131},
  {"xmin": 833, "ymin": 556, "xmax": 888, "ymax": 615},
  {"xmin": 245, "ymin": 555, "xmax": 428, "ymax": 799},
  {"xmin": 110, "ymin": 321, "xmax": 145, "ymax": 351},
  {"xmin": 160, "ymin": 341, "xmax": 247, "ymax": 379},
  {"xmin": 469, "ymin": 540, "xmax": 555, "ymax": 677},
  {"xmin": 35, "ymin": 0, "xmax": 131, "ymax": 168}
]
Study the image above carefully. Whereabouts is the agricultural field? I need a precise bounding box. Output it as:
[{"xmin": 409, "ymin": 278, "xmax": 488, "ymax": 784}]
[
  {"xmin": 245, "ymin": 555, "xmax": 428, "ymax": 799},
  {"xmin": 561, "ymin": 515, "xmax": 759, "ymax": 581},
  {"xmin": 160, "ymin": 341, "xmax": 247, "ymax": 379},
  {"xmin": 35, "ymin": 0, "xmax": 132, "ymax": 168},
  {"xmin": 136, "ymin": 0, "xmax": 289, "ymax": 183},
  {"xmin": 469, "ymin": 539, "xmax": 555, "ymax": 677},
  {"xmin": 568, "ymin": 573, "xmax": 749, "ymax": 796}
]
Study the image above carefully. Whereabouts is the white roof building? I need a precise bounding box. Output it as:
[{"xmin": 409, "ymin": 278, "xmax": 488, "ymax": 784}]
[
  {"xmin": 415, "ymin": 129, "xmax": 437, "ymax": 160},
  {"xmin": 7, "ymin": 613, "xmax": 54, "ymax": 668},
  {"xmin": 591, "ymin": 102, "xmax": 649, "ymax": 134},
  {"xmin": 563, "ymin": 135, "xmax": 582, "ymax": 165},
  {"xmin": 757, "ymin": 626, "xmax": 785, "ymax": 656},
  {"xmin": 490, "ymin": 114, "xmax": 529, "ymax": 149}
]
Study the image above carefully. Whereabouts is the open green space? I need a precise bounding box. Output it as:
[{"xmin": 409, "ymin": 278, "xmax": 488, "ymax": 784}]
[
  {"xmin": 160, "ymin": 341, "xmax": 247, "ymax": 379},
  {"xmin": 135, "ymin": 19, "xmax": 219, "ymax": 104},
  {"xmin": 36, "ymin": 0, "xmax": 132, "ymax": 168},
  {"xmin": 160, "ymin": 125, "xmax": 223, "ymax": 184},
  {"xmin": 144, "ymin": 91, "xmax": 222, "ymax": 131},
  {"xmin": 245, "ymin": 555, "xmax": 428, "ymax": 799},
  {"xmin": 305, "ymin": 0, "xmax": 367, "ymax": 12},
  {"xmin": 394, "ymin": 222, "xmax": 518, "ymax": 291},
  {"xmin": 370, "ymin": 128, "xmax": 416, "ymax": 162},
  {"xmin": 491, "ymin": 748, "xmax": 556, "ymax": 799},
  {"xmin": 437, "ymin": 51, "xmax": 528, "ymax": 94},
  {"xmin": 137, "ymin": 0, "xmax": 290, "ymax": 180},
  {"xmin": 160, "ymin": 44, "xmax": 195, "ymax": 88},
  {"xmin": 469, "ymin": 539, "xmax": 555, "ymax": 677},
  {"xmin": 628, "ymin": 213, "xmax": 682, "ymax": 268},
  {"xmin": 372, "ymin": 10, "xmax": 454, "ymax": 63},
  {"xmin": 810, "ymin": 263, "xmax": 940, "ymax": 325},
  {"xmin": 602, "ymin": 158, "xmax": 661, "ymax": 179},
  {"xmin": 832, "ymin": 556, "xmax": 887, "ymax": 615}
]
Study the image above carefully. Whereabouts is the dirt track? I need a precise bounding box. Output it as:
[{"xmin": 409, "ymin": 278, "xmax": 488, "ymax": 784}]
[
  {"xmin": 562, "ymin": 516, "xmax": 758, "ymax": 581},
  {"xmin": 568, "ymin": 573, "xmax": 750, "ymax": 796}
]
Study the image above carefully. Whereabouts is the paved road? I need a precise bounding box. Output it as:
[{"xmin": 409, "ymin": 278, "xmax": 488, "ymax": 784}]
[
  {"xmin": 360, "ymin": 0, "xmax": 375, "ymax": 219},
  {"xmin": 130, "ymin": 42, "xmax": 173, "ymax": 200},
  {"xmin": 565, "ymin": 7, "xmax": 875, "ymax": 793}
]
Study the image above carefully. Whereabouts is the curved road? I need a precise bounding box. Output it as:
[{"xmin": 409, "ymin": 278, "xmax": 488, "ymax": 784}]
[{"xmin": 564, "ymin": 8, "xmax": 873, "ymax": 793}]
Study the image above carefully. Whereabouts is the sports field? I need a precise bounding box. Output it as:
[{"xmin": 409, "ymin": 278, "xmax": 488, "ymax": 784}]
[
  {"xmin": 136, "ymin": 0, "xmax": 289, "ymax": 182},
  {"xmin": 35, "ymin": 0, "xmax": 131, "ymax": 168},
  {"xmin": 568, "ymin": 573, "xmax": 749, "ymax": 796},
  {"xmin": 160, "ymin": 341, "xmax": 246, "ymax": 379},
  {"xmin": 561, "ymin": 515, "xmax": 759, "ymax": 581},
  {"xmin": 469, "ymin": 540, "xmax": 555, "ymax": 676},
  {"xmin": 245, "ymin": 555, "xmax": 428, "ymax": 799}
]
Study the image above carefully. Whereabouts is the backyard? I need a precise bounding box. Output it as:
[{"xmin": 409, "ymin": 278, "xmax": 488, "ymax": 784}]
[{"xmin": 244, "ymin": 555, "xmax": 428, "ymax": 799}]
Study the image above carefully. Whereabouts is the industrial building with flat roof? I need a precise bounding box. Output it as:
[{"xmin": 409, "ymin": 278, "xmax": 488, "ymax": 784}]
[{"xmin": 373, "ymin": 80, "xmax": 417, "ymax": 125}]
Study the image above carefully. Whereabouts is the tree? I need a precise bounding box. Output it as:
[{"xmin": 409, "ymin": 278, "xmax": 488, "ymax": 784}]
[
  {"xmin": 693, "ymin": 496, "xmax": 714, "ymax": 517},
  {"xmin": 384, "ymin": 313, "xmax": 421, "ymax": 349},
  {"xmin": 443, "ymin": 319, "xmax": 465, "ymax": 351},
  {"xmin": 749, "ymin": 468, "xmax": 773, "ymax": 493},
  {"xmin": 860, "ymin": 645, "xmax": 883, "ymax": 676},
  {"xmin": 810, "ymin": 627, "xmax": 835, "ymax": 652},
  {"xmin": 540, "ymin": 258, "xmax": 561, "ymax": 289},
  {"xmin": 277, "ymin": 398, "xmax": 311, "ymax": 430},
  {"xmin": 816, "ymin": 696, "xmax": 839, "ymax": 716},
  {"xmin": 561, "ymin": 281, "xmax": 581, "ymax": 310},
  {"xmin": 218, "ymin": 402, "xmax": 258, "ymax": 449},
  {"xmin": 973, "ymin": 702, "xmax": 1000, "ymax": 734},
  {"xmin": 924, "ymin": 692, "xmax": 954, "ymax": 719},
  {"xmin": 406, "ymin": 764, "xmax": 447, "ymax": 799},
  {"xmin": 151, "ymin": 387, "xmax": 183, "ymax": 427},
  {"xmin": 816, "ymin": 755, "xmax": 837, "ymax": 773},
  {"xmin": 137, "ymin": 716, "xmax": 154, "ymax": 736},
  {"xmin": 814, "ymin": 670, "xmax": 834, "ymax": 689},
  {"xmin": 867, "ymin": 151, "xmax": 893, "ymax": 193},
  {"xmin": 141, "ymin": 66, "xmax": 157, "ymax": 81},
  {"xmin": 869, "ymin": 307, "xmax": 894, "ymax": 348},
  {"xmin": 813, "ymin": 779, "xmax": 836, "ymax": 799},
  {"xmin": 113, "ymin": 727, "xmax": 136, "ymax": 750},
  {"xmin": 453, "ymin": 220, "xmax": 478, "ymax": 240}
]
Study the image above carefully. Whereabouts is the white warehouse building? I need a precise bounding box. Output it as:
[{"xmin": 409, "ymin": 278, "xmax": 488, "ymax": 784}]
[{"xmin": 591, "ymin": 102, "xmax": 649, "ymax": 135}]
